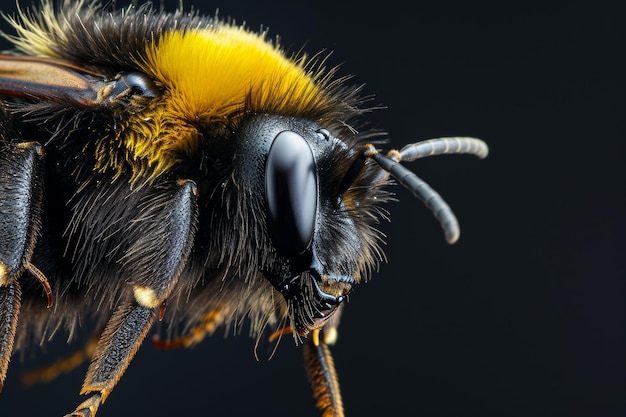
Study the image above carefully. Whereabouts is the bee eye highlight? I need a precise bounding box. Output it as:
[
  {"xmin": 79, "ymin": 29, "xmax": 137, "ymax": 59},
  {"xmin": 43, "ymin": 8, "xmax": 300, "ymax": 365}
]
[{"xmin": 265, "ymin": 131, "xmax": 318, "ymax": 257}]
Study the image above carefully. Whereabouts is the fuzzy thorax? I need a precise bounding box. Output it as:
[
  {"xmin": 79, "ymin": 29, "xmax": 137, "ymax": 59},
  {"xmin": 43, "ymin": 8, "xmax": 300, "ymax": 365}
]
[
  {"xmin": 139, "ymin": 26, "xmax": 328, "ymax": 122},
  {"xmin": 117, "ymin": 25, "xmax": 330, "ymax": 182}
]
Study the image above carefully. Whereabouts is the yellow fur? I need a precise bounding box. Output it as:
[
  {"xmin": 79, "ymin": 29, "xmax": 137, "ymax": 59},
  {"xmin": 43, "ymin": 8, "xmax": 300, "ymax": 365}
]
[
  {"xmin": 2, "ymin": 0, "xmax": 66, "ymax": 57},
  {"xmin": 139, "ymin": 26, "xmax": 327, "ymax": 122},
  {"xmin": 3, "ymin": 1, "xmax": 331, "ymax": 182},
  {"xmin": 122, "ymin": 25, "xmax": 329, "ymax": 181}
]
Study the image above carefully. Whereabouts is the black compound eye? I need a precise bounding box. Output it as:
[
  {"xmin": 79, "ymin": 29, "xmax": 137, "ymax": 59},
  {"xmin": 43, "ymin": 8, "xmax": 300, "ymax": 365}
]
[{"xmin": 265, "ymin": 130, "xmax": 318, "ymax": 257}]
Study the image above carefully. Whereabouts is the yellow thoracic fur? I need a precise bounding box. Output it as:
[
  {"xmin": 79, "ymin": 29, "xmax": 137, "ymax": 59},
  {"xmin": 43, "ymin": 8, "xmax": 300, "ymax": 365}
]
[
  {"xmin": 5, "ymin": 1, "xmax": 331, "ymax": 182},
  {"xmin": 140, "ymin": 26, "xmax": 326, "ymax": 122}
]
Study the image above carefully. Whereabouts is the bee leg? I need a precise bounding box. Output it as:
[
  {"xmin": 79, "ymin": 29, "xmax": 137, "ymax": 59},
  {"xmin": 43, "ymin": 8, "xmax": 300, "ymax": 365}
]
[
  {"xmin": 268, "ymin": 325, "xmax": 292, "ymax": 343},
  {"xmin": 66, "ymin": 179, "xmax": 198, "ymax": 417},
  {"xmin": 152, "ymin": 309, "xmax": 221, "ymax": 349},
  {"xmin": 66, "ymin": 302, "xmax": 156, "ymax": 417},
  {"xmin": 20, "ymin": 328, "xmax": 100, "ymax": 387},
  {"xmin": 0, "ymin": 283, "xmax": 21, "ymax": 392},
  {"xmin": 304, "ymin": 328, "xmax": 345, "ymax": 417},
  {"xmin": 0, "ymin": 141, "xmax": 46, "ymax": 391}
]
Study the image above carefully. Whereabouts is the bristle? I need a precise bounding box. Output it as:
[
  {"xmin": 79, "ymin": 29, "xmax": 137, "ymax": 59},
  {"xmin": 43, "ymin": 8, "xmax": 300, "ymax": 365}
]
[{"xmin": 138, "ymin": 25, "xmax": 328, "ymax": 122}]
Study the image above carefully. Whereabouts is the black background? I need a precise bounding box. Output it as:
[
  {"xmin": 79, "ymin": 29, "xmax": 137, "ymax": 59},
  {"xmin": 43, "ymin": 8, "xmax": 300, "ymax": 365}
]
[{"xmin": 0, "ymin": 1, "xmax": 624, "ymax": 416}]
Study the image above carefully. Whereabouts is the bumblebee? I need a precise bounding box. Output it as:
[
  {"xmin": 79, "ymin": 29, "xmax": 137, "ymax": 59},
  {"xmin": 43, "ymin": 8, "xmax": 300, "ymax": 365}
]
[{"xmin": 0, "ymin": 1, "xmax": 488, "ymax": 416}]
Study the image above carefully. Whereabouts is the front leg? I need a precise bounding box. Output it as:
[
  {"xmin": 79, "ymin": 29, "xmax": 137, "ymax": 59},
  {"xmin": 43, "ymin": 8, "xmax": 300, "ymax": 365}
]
[
  {"xmin": 304, "ymin": 328, "xmax": 345, "ymax": 417},
  {"xmin": 66, "ymin": 179, "xmax": 199, "ymax": 417}
]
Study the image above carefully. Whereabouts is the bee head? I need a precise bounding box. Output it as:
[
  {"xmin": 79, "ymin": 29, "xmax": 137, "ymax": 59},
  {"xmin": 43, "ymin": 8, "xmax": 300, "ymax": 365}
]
[{"xmin": 233, "ymin": 114, "xmax": 389, "ymax": 336}]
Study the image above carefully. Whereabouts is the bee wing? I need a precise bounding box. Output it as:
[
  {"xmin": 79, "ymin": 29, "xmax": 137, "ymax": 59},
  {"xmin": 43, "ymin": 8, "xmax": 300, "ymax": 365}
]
[{"xmin": 0, "ymin": 54, "xmax": 116, "ymax": 106}]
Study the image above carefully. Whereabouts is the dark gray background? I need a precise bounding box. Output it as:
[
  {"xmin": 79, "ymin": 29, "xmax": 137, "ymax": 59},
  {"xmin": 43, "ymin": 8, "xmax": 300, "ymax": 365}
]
[{"xmin": 0, "ymin": 1, "xmax": 624, "ymax": 416}]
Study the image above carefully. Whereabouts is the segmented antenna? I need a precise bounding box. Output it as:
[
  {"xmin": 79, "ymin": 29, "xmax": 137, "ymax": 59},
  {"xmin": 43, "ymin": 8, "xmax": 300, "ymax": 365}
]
[{"xmin": 342, "ymin": 137, "xmax": 489, "ymax": 244}]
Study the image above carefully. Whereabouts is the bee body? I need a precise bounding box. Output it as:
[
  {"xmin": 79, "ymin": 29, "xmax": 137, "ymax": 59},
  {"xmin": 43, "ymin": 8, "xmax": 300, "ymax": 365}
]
[{"xmin": 0, "ymin": 1, "xmax": 488, "ymax": 415}]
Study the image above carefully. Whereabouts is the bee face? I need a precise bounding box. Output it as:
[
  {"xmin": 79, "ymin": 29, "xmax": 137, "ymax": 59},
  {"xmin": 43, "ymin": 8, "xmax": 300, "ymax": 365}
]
[
  {"xmin": 232, "ymin": 114, "xmax": 386, "ymax": 335},
  {"xmin": 0, "ymin": 1, "xmax": 488, "ymax": 415}
]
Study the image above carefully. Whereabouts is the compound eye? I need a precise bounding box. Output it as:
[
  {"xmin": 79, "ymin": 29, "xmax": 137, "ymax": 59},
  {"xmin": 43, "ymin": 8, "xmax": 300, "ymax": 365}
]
[{"xmin": 265, "ymin": 131, "xmax": 318, "ymax": 257}]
